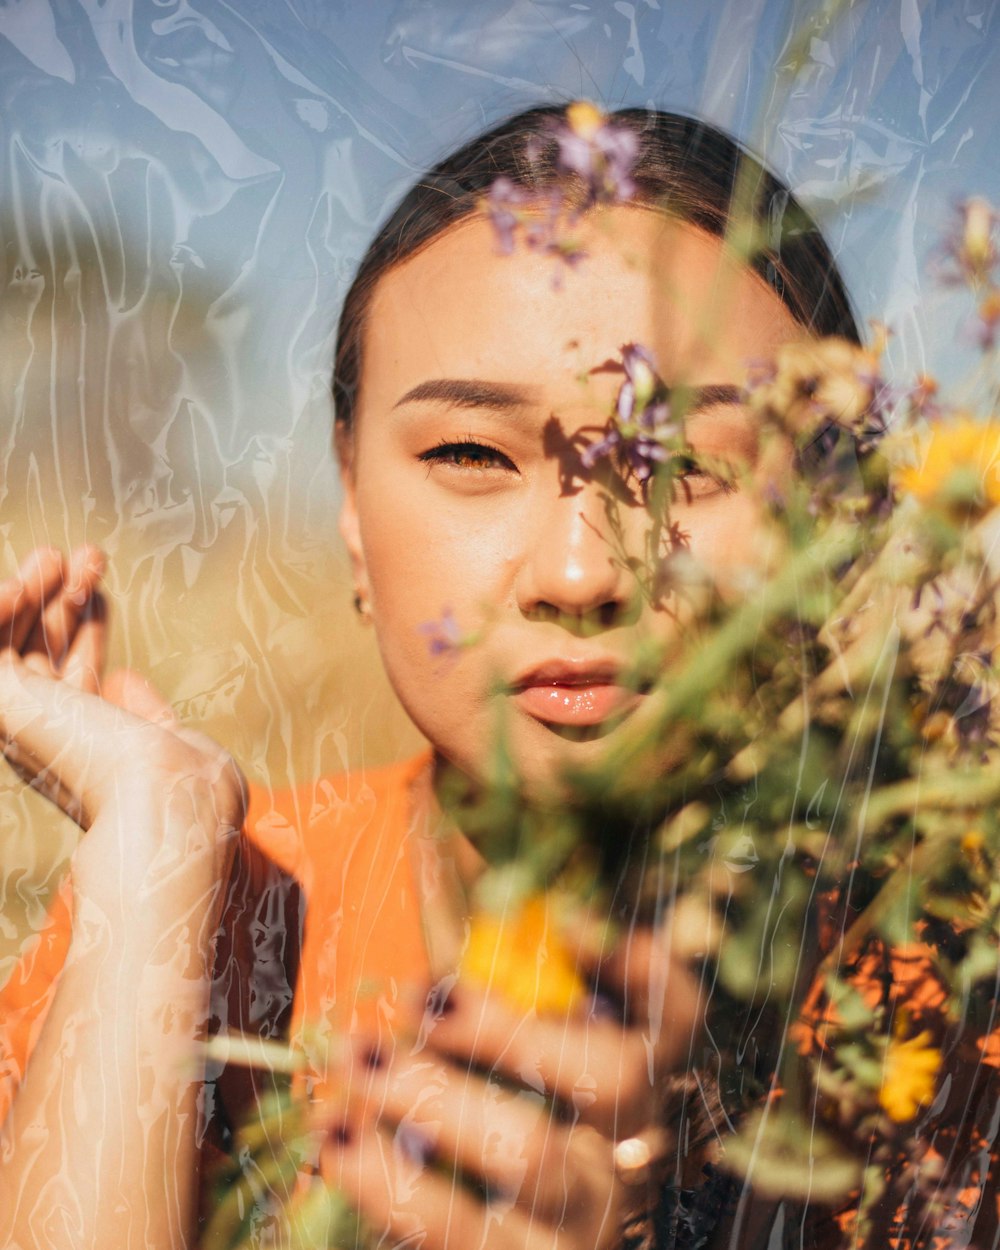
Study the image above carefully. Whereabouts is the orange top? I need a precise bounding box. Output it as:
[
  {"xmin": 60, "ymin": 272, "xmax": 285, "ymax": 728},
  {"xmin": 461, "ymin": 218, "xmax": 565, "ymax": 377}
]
[{"xmin": 0, "ymin": 754, "xmax": 433, "ymax": 1127}]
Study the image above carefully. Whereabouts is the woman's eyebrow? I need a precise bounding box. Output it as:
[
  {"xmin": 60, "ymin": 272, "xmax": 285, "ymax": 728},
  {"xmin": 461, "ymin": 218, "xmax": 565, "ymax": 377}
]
[
  {"xmin": 684, "ymin": 384, "xmax": 745, "ymax": 412},
  {"xmin": 393, "ymin": 378, "xmax": 536, "ymax": 410}
]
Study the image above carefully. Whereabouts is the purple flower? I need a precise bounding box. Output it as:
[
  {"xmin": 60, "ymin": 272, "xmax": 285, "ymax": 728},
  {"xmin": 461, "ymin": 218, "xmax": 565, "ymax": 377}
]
[
  {"xmin": 554, "ymin": 102, "xmax": 639, "ymax": 206},
  {"xmin": 581, "ymin": 343, "xmax": 684, "ymax": 485},
  {"xmin": 417, "ymin": 608, "xmax": 463, "ymax": 659},
  {"xmin": 482, "ymin": 178, "xmax": 581, "ymax": 273},
  {"xmin": 484, "ymin": 177, "xmax": 530, "ymax": 255},
  {"xmin": 480, "ymin": 104, "xmax": 637, "ymax": 266},
  {"xmin": 617, "ymin": 343, "xmax": 660, "ymax": 421}
]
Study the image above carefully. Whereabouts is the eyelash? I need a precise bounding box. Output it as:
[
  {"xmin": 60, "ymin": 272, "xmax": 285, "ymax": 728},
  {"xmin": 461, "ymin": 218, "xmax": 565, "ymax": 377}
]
[
  {"xmin": 418, "ymin": 438, "xmax": 517, "ymax": 473},
  {"xmin": 416, "ymin": 441, "xmax": 736, "ymax": 497},
  {"xmin": 670, "ymin": 454, "xmax": 737, "ymax": 496}
]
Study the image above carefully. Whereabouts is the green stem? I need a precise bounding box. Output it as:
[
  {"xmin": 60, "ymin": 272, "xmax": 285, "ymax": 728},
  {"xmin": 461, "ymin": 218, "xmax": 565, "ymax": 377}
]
[{"xmin": 594, "ymin": 521, "xmax": 862, "ymax": 788}]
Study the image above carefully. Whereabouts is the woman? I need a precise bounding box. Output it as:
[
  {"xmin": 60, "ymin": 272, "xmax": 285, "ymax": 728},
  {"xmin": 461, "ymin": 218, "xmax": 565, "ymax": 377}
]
[{"xmin": 0, "ymin": 107, "xmax": 861, "ymax": 1248}]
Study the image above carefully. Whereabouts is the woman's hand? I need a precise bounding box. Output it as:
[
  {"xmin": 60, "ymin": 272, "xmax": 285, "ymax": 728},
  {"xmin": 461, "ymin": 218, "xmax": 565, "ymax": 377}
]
[
  {"xmin": 0, "ymin": 544, "xmax": 244, "ymax": 885},
  {"xmin": 0, "ymin": 544, "xmax": 105, "ymax": 684},
  {"xmin": 0, "ymin": 546, "xmax": 245, "ymax": 1250},
  {"xmin": 321, "ymin": 925, "xmax": 705, "ymax": 1250}
]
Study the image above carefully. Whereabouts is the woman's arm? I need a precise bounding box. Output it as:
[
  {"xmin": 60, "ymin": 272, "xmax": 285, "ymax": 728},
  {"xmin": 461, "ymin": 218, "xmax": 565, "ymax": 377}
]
[{"xmin": 0, "ymin": 549, "xmax": 245, "ymax": 1250}]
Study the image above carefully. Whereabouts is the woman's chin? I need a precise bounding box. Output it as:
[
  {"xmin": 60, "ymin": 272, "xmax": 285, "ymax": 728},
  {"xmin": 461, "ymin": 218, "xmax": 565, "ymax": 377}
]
[{"xmin": 480, "ymin": 698, "xmax": 660, "ymax": 802}]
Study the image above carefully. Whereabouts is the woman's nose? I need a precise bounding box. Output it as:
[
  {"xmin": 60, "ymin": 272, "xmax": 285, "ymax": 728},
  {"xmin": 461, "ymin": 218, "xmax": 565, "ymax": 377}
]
[{"xmin": 515, "ymin": 483, "xmax": 635, "ymax": 627}]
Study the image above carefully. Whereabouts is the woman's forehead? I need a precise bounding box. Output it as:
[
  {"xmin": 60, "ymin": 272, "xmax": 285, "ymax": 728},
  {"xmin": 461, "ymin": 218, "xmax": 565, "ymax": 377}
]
[{"xmin": 361, "ymin": 207, "xmax": 800, "ymax": 410}]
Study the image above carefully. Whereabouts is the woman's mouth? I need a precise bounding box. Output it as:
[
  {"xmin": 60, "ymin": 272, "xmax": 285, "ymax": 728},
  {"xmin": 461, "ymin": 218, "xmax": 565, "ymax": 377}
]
[{"xmin": 509, "ymin": 659, "xmax": 644, "ymax": 728}]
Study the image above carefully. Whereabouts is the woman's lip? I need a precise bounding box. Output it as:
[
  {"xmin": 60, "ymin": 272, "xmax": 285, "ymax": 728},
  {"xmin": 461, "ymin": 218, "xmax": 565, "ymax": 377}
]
[
  {"xmin": 511, "ymin": 681, "xmax": 643, "ymax": 727},
  {"xmin": 511, "ymin": 656, "xmax": 622, "ymax": 687}
]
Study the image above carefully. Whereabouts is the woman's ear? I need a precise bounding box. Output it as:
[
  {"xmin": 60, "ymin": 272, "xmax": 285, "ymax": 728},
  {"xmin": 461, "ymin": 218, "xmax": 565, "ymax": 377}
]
[{"xmin": 335, "ymin": 424, "xmax": 370, "ymax": 608}]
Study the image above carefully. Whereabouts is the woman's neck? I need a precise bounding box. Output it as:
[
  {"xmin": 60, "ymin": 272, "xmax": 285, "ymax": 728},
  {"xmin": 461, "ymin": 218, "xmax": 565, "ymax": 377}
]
[{"xmin": 405, "ymin": 751, "xmax": 489, "ymax": 979}]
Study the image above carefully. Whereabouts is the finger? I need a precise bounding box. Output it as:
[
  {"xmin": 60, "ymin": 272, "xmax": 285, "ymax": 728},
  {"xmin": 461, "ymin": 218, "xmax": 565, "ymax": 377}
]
[
  {"xmin": 0, "ymin": 547, "xmax": 64, "ymax": 653},
  {"xmin": 589, "ymin": 922, "xmax": 704, "ymax": 1060},
  {"xmin": 0, "ymin": 656, "xmax": 170, "ymax": 827},
  {"xmin": 345, "ymin": 1040, "xmax": 615, "ymax": 1223},
  {"xmin": 321, "ymin": 1119, "xmax": 562, "ymax": 1250},
  {"xmin": 61, "ymin": 592, "xmax": 107, "ymax": 693},
  {"xmin": 25, "ymin": 545, "xmax": 105, "ymax": 666},
  {"xmin": 418, "ymin": 984, "xmax": 658, "ymax": 1139}
]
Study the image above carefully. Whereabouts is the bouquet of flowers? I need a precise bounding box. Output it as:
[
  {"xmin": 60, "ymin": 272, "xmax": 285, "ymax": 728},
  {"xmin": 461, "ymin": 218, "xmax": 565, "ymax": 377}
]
[{"xmin": 201, "ymin": 109, "xmax": 1000, "ymax": 1250}]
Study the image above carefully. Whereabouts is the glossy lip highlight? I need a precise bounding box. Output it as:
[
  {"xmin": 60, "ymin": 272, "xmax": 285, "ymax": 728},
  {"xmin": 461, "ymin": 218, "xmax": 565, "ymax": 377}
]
[{"xmin": 509, "ymin": 656, "xmax": 644, "ymax": 728}]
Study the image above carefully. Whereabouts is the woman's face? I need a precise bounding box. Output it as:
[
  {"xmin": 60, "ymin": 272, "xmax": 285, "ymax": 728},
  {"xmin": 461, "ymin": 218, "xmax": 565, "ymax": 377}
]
[{"xmin": 341, "ymin": 207, "xmax": 802, "ymax": 793}]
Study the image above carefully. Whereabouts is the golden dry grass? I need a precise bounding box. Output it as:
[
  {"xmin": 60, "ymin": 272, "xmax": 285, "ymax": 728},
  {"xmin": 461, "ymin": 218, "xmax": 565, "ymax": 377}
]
[{"xmin": 0, "ymin": 253, "xmax": 424, "ymax": 973}]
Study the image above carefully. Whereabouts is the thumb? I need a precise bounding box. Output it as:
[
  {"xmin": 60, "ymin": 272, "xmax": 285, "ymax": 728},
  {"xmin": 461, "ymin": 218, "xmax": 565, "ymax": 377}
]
[{"xmin": 102, "ymin": 668, "xmax": 179, "ymax": 726}]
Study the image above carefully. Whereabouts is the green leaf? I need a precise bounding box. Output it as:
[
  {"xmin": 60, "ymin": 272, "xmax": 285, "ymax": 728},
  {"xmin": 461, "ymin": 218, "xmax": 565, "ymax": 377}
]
[
  {"xmin": 280, "ymin": 1180, "xmax": 363, "ymax": 1250},
  {"xmin": 874, "ymin": 875, "xmax": 921, "ymax": 947},
  {"xmin": 722, "ymin": 1107, "xmax": 862, "ymax": 1203},
  {"xmin": 824, "ymin": 978, "xmax": 876, "ymax": 1031}
]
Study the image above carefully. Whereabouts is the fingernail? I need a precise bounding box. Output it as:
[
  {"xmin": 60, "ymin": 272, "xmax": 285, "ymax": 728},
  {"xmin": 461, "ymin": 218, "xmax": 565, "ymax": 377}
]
[
  {"xmin": 361, "ymin": 1044, "xmax": 384, "ymax": 1071},
  {"xmin": 396, "ymin": 1122, "xmax": 435, "ymax": 1167},
  {"xmin": 329, "ymin": 1122, "xmax": 352, "ymax": 1147},
  {"xmin": 425, "ymin": 978, "xmax": 458, "ymax": 1019},
  {"xmin": 584, "ymin": 988, "xmax": 619, "ymax": 1022}
]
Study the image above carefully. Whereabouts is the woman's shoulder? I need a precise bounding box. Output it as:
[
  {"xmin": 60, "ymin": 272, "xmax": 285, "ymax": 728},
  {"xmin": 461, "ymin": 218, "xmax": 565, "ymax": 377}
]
[{"xmin": 242, "ymin": 750, "xmax": 433, "ymax": 889}]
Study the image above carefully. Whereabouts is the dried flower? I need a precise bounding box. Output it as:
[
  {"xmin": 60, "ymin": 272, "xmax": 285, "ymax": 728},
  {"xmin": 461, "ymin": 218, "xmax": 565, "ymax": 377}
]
[
  {"xmin": 961, "ymin": 198, "xmax": 996, "ymax": 279},
  {"xmin": 897, "ymin": 418, "xmax": 1000, "ymax": 517},
  {"xmin": 747, "ymin": 336, "xmax": 891, "ymax": 445},
  {"xmin": 971, "ymin": 289, "xmax": 1000, "ymax": 351},
  {"xmin": 460, "ymin": 894, "xmax": 585, "ymax": 1017},
  {"xmin": 879, "ymin": 1029, "xmax": 942, "ymax": 1122},
  {"xmin": 935, "ymin": 197, "xmax": 999, "ymax": 287},
  {"xmin": 908, "ymin": 373, "xmax": 943, "ymax": 420},
  {"xmin": 581, "ymin": 343, "xmax": 685, "ymax": 485}
]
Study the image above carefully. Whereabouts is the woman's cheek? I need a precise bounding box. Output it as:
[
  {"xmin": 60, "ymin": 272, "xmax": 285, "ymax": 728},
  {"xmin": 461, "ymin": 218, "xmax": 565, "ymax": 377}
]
[{"xmin": 685, "ymin": 493, "xmax": 779, "ymax": 594}]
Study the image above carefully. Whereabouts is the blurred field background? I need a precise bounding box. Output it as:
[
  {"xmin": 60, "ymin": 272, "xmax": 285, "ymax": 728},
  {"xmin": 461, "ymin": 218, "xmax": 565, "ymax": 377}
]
[{"xmin": 1, "ymin": 0, "xmax": 998, "ymax": 977}]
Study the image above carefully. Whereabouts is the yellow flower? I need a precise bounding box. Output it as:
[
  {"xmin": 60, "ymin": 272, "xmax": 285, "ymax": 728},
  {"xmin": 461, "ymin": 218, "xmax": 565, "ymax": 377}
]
[
  {"xmin": 961, "ymin": 829, "xmax": 986, "ymax": 860},
  {"xmin": 461, "ymin": 894, "xmax": 586, "ymax": 1017},
  {"xmin": 565, "ymin": 100, "xmax": 606, "ymax": 140},
  {"xmin": 897, "ymin": 418, "xmax": 1000, "ymax": 516},
  {"xmin": 879, "ymin": 1030, "xmax": 942, "ymax": 1122}
]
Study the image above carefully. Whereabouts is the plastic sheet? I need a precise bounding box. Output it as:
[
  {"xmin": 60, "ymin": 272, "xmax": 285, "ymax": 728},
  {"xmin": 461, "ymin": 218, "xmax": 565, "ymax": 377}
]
[{"xmin": 1, "ymin": 3, "xmax": 998, "ymax": 1247}]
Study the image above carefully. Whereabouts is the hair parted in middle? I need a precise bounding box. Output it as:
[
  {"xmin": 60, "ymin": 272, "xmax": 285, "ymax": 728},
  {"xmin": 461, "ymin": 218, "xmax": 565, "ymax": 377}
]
[{"xmin": 332, "ymin": 105, "xmax": 860, "ymax": 433}]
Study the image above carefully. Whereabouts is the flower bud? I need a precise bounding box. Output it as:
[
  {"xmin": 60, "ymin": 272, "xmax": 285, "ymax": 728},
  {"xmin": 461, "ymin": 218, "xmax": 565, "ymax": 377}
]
[
  {"xmin": 963, "ymin": 197, "xmax": 995, "ymax": 277},
  {"xmin": 565, "ymin": 100, "xmax": 605, "ymax": 141}
]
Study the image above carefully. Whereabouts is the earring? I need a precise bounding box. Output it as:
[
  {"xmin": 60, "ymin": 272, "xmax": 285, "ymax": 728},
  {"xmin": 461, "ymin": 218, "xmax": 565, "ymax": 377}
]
[{"xmin": 353, "ymin": 591, "xmax": 373, "ymax": 624}]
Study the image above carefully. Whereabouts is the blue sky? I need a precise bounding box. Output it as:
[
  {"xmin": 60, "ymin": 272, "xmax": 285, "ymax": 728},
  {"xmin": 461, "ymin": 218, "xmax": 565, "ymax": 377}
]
[{"xmin": 0, "ymin": 0, "xmax": 997, "ymax": 527}]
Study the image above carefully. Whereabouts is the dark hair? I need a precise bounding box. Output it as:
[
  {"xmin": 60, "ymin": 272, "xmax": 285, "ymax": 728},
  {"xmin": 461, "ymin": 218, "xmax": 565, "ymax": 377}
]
[{"xmin": 333, "ymin": 105, "xmax": 860, "ymax": 430}]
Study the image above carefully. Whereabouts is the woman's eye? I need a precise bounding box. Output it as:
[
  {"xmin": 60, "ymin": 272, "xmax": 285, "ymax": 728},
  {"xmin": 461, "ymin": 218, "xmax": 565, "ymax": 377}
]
[
  {"xmin": 418, "ymin": 441, "xmax": 517, "ymax": 473},
  {"xmin": 672, "ymin": 454, "xmax": 737, "ymax": 500}
]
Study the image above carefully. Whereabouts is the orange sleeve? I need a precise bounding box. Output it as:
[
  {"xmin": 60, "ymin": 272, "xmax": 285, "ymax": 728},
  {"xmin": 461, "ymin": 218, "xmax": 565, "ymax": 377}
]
[
  {"xmin": 0, "ymin": 779, "xmax": 298, "ymax": 1128},
  {"xmin": 0, "ymin": 758, "xmax": 432, "ymax": 1127},
  {"xmin": 242, "ymin": 756, "xmax": 432, "ymax": 1044},
  {"xmin": 0, "ymin": 881, "xmax": 73, "ymax": 1125}
]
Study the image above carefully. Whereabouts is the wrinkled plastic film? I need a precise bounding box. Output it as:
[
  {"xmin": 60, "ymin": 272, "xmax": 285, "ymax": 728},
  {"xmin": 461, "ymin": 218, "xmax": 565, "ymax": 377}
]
[{"xmin": 1, "ymin": 2, "xmax": 998, "ymax": 1247}]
